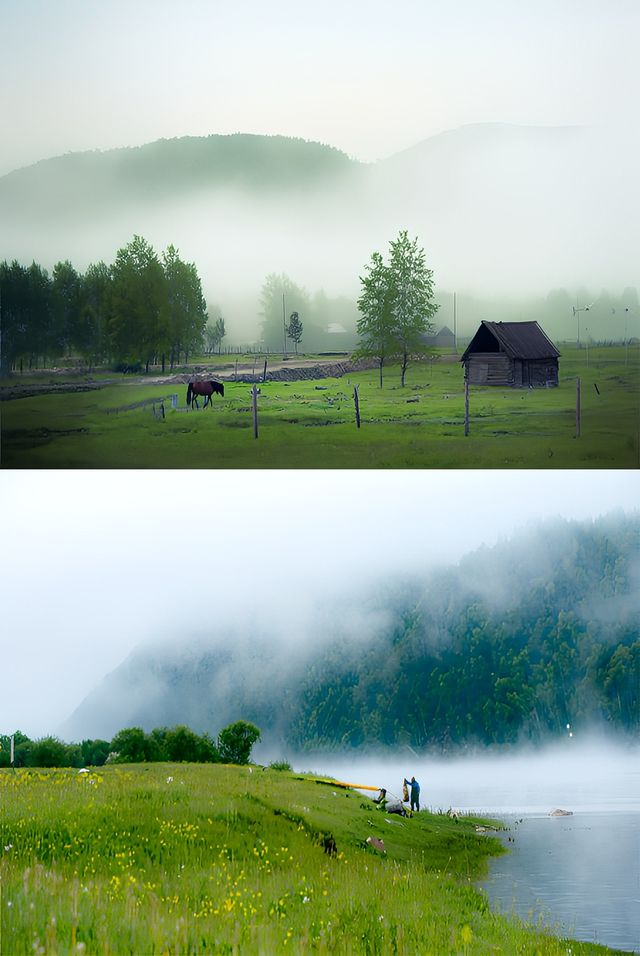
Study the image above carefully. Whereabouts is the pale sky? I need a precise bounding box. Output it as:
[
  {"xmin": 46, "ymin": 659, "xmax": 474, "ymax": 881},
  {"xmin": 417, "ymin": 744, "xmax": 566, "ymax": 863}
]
[
  {"xmin": 0, "ymin": 469, "xmax": 637, "ymax": 738},
  {"xmin": 1, "ymin": 0, "xmax": 637, "ymax": 176}
]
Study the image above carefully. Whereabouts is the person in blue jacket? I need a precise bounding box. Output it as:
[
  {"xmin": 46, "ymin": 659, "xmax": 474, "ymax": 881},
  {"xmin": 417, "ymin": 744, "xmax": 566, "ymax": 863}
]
[{"xmin": 404, "ymin": 776, "xmax": 420, "ymax": 812}]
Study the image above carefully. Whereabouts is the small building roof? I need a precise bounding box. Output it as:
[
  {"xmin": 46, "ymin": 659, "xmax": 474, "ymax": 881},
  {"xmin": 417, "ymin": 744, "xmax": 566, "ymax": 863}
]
[{"xmin": 461, "ymin": 321, "xmax": 560, "ymax": 361}]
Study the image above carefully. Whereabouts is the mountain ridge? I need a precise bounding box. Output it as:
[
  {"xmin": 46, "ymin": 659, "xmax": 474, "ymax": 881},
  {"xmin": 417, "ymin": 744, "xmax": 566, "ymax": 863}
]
[{"xmin": 60, "ymin": 514, "xmax": 639, "ymax": 750}]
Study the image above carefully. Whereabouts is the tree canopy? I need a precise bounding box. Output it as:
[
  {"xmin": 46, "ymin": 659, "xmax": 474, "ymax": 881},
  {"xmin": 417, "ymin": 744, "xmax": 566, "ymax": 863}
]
[
  {"xmin": 0, "ymin": 237, "xmax": 208, "ymax": 374},
  {"xmin": 356, "ymin": 231, "xmax": 438, "ymax": 386}
]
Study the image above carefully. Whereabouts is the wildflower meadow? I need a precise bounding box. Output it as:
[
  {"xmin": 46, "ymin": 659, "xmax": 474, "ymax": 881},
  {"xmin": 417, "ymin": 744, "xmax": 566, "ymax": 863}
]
[{"xmin": 0, "ymin": 763, "xmax": 623, "ymax": 954}]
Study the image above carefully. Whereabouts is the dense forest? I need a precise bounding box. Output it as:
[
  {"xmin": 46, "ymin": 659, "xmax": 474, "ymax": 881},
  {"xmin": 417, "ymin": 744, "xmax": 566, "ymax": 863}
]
[
  {"xmin": 58, "ymin": 516, "xmax": 638, "ymax": 753},
  {"xmin": 289, "ymin": 517, "xmax": 639, "ymax": 750},
  {"xmin": 0, "ymin": 237, "xmax": 208, "ymax": 376}
]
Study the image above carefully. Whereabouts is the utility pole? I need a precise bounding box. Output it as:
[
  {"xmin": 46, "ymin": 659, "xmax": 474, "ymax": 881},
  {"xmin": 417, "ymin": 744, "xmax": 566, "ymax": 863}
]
[
  {"xmin": 282, "ymin": 292, "xmax": 287, "ymax": 356},
  {"xmin": 453, "ymin": 291, "xmax": 457, "ymax": 354},
  {"xmin": 252, "ymin": 384, "xmax": 259, "ymax": 439},
  {"xmin": 573, "ymin": 300, "xmax": 593, "ymax": 349}
]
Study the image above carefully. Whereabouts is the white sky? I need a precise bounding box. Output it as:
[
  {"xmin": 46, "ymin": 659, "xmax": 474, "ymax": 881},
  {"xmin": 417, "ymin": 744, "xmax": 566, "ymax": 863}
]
[
  {"xmin": 0, "ymin": 469, "xmax": 637, "ymax": 738},
  {"xmin": 1, "ymin": 0, "xmax": 637, "ymax": 176}
]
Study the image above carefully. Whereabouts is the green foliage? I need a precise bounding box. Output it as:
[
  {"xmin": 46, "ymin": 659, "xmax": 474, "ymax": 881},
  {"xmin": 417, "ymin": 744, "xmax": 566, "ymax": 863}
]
[
  {"xmin": 109, "ymin": 235, "xmax": 167, "ymax": 369},
  {"xmin": 289, "ymin": 516, "xmax": 639, "ymax": 750},
  {"xmin": 0, "ymin": 240, "xmax": 209, "ymax": 374},
  {"xmin": 259, "ymin": 273, "xmax": 310, "ymax": 350},
  {"xmin": 162, "ymin": 243, "xmax": 208, "ymax": 368},
  {"xmin": 204, "ymin": 314, "xmax": 226, "ymax": 354},
  {"xmin": 356, "ymin": 231, "xmax": 438, "ymax": 386},
  {"xmin": 218, "ymin": 720, "xmax": 261, "ymax": 765},
  {"xmin": 388, "ymin": 230, "xmax": 438, "ymax": 385},
  {"xmin": 51, "ymin": 260, "xmax": 81, "ymax": 355},
  {"xmin": 165, "ymin": 725, "xmax": 219, "ymax": 763},
  {"xmin": 110, "ymin": 726, "xmax": 153, "ymax": 763},
  {"xmin": 286, "ymin": 311, "xmax": 303, "ymax": 352},
  {"xmin": 80, "ymin": 738, "xmax": 110, "ymax": 767},
  {"xmin": 356, "ymin": 250, "xmax": 396, "ymax": 386}
]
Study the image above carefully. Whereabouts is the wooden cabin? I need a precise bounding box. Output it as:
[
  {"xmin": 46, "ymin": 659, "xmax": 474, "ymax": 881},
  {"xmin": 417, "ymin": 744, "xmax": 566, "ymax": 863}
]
[{"xmin": 460, "ymin": 320, "xmax": 560, "ymax": 387}]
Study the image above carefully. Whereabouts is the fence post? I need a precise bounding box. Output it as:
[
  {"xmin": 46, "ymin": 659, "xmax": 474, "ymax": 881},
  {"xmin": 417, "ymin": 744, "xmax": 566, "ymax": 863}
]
[
  {"xmin": 576, "ymin": 376, "xmax": 581, "ymax": 438},
  {"xmin": 263, "ymin": 359, "xmax": 268, "ymax": 383},
  {"xmin": 353, "ymin": 385, "xmax": 361, "ymax": 428},
  {"xmin": 252, "ymin": 384, "xmax": 259, "ymax": 439},
  {"xmin": 464, "ymin": 380, "xmax": 470, "ymax": 436}
]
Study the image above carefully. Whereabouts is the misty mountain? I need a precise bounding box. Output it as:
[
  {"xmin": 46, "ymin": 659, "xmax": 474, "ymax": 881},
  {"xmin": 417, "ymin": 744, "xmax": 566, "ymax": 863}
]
[
  {"xmin": 0, "ymin": 134, "xmax": 359, "ymax": 220},
  {"xmin": 1, "ymin": 123, "xmax": 637, "ymax": 337},
  {"xmin": 61, "ymin": 515, "xmax": 639, "ymax": 751}
]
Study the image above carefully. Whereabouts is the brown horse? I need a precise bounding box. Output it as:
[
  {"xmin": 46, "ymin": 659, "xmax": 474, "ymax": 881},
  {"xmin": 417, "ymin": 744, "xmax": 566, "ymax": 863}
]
[{"xmin": 186, "ymin": 380, "xmax": 225, "ymax": 409}]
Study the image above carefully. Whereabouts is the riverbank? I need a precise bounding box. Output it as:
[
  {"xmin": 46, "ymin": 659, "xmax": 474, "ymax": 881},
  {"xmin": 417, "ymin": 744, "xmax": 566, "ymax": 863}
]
[{"xmin": 0, "ymin": 763, "xmax": 627, "ymax": 953}]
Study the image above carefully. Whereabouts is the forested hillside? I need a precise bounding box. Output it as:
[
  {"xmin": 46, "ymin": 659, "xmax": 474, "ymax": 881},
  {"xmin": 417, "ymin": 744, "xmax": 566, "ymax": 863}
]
[
  {"xmin": 62, "ymin": 516, "xmax": 639, "ymax": 750},
  {"xmin": 291, "ymin": 517, "xmax": 639, "ymax": 750},
  {"xmin": 0, "ymin": 134, "xmax": 357, "ymax": 218}
]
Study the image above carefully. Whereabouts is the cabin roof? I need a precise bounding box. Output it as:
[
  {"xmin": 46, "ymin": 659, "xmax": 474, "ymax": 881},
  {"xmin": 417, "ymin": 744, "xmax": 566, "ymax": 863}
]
[{"xmin": 460, "ymin": 320, "xmax": 560, "ymax": 361}]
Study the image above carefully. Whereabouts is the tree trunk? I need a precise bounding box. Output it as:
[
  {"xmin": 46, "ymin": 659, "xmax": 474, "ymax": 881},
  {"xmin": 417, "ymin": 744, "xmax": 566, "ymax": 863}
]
[
  {"xmin": 379, "ymin": 357, "xmax": 384, "ymax": 388},
  {"xmin": 401, "ymin": 352, "xmax": 408, "ymax": 387}
]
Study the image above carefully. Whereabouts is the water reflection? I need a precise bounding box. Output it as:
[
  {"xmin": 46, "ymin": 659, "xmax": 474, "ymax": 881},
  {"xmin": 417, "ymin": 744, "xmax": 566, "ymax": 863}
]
[
  {"xmin": 294, "ymin": 741, "xmax": 640, "ymax": 952},
  {"xmin": 481, "ymin": 813, "xmax": 640, "ymax": 953}
]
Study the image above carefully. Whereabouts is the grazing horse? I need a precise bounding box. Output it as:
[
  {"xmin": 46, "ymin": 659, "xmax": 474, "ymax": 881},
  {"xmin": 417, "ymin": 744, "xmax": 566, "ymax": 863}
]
[{"xmin": 186, "ymin": 380, "xmax": 225, "ymax": 409}]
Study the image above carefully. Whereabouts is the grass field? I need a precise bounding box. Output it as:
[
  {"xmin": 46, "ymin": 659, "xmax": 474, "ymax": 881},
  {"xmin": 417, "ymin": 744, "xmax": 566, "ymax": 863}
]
[
  {"xmin": 0, "ymin": 762, "xmax": 626, "ymax": 954},
  {"xmin": 1, "ymin": 346, "xmax": 637, "ymax": 468}
]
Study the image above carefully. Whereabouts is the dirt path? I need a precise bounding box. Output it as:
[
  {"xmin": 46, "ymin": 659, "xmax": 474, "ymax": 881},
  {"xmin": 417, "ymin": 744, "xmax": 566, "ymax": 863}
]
[
  {"xmin": 145, "ymin": 356, "xmax": 376, "ymax": 385},
  {"xmin": 0, "ymin": 357, "xmax": 376, "ymax": 400}
]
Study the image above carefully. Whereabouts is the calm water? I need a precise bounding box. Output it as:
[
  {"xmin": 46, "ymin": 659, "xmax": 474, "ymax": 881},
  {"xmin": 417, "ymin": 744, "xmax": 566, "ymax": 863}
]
[
  {"xmin": 480, "ymin": 811, "xmax": 639, "ymax": 953},
  {"xmin": 298, "ymin": 741, "xmax": 640, "ymax": 953}
]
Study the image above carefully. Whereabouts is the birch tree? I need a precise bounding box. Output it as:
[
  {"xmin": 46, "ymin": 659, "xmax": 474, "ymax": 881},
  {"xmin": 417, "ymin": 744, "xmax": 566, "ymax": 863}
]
[
  {"xmin": 355, "ymin": 251, "xmax": 396, "ymax": 388},
  {"xmin": 388, "ymin": 231, "xmax": 438, "ymax": 386},
  {"xmin": 356, "ymin": 232, "xmax": 438, "ymax": 387}
]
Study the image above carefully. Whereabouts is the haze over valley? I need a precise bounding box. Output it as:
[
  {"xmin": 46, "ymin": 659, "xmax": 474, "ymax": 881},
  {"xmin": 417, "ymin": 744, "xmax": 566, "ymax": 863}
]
[{"xmin": 1, "ymin": 124, "xmax": 638, "ymax": 346}]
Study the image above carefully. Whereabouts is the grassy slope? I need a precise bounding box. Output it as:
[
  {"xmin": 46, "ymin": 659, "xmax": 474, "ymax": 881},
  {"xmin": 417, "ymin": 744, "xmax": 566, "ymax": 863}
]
[
  {"xmin": 1, "ymin": 347, "xmax": 638, "ymax": 468},
  {"xmin": 0, "ymin": 763, "xmax": 628, "ymax": 954}
]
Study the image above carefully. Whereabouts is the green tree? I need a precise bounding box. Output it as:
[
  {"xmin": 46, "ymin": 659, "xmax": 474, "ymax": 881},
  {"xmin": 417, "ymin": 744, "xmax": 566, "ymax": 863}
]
[
  {"xmin": 0, "ymin": 730, "xmax": 30, "ymax": 767},
  {"xmin": 109, "ymin": 236, "xmax": 167, "ymax": 371},
  {"xmin": 388, "ymin": 231, "xmax": 438, "ymax": 386},
  {"xmin": 29, "ymin": 736, "xmax": 71, "ymax": 768},
  {"xmin": 52, "ymin": 260, "xmax": 82, "ymax": 356},
  {"xmin": 162, "ymin": 244, "xmax": 208, "ymax": 369},
  {"xmin": 27, "ymin": 262, "xmax": 55, "ymax": 367},
  {"xmin": 217, "ymin": 720, "xmax": 261, "ymax": 765},
  {"xmin": 356, "ymin": 233, "xmax": 438, "ymax": 387},
  {"xmin": 259, "ymin": 274, "xmax": 309, "ymax": 351},
  {"xmin": 355, "ymin": 251, "xmax": 396, "ymax": 387},
  {"xmin": 205, "ymin": 315, "xmax": 226, "ymax": 354},
  {"xmin": 110, "ymin": 727, "xmax": 152, "ymax": 763},
  {"xmin": 166, "ymin": 725, "xmax": 208, "ymax": 762},
  {"xmin": 79, "ymin": 262, "xmax": 112, "ymax": 367},
  {"xmin": 80, "ymin": 738, "xmax": 111, "ymax": 766},
  {"xmin": 0, "ymin": 260, "xmax": 30, "ymax": 374},
  {"xmin": 286, "ymin": 311, "xmax": 303, "ymax": 353}
]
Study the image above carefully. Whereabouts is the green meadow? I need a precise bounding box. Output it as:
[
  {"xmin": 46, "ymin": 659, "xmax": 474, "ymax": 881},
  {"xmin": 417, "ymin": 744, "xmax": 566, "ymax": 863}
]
[
  {"xmin": 1, "ymin": 346, "xmax": 637, "ymax": 468},
  {"xmin": 0, "ymin": 763, "xmax": 626, "ymax": 954}
]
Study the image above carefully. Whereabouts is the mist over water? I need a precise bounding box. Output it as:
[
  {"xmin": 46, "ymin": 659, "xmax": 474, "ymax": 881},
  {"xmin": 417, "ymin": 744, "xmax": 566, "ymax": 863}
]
[
  {"xmin": 289, "ymin": 738, "xmax": 640, "ymax": 814},
  {"xmin": 288, "ymin": 740, "xmax": 640, "ymax": 952}
]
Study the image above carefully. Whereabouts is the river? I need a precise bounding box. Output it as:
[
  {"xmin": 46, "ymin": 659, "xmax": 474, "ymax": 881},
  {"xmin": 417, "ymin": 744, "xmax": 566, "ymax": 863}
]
[{"xmin": 295, "ymin": 740, "xmax": 640, "ymax": 953}]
